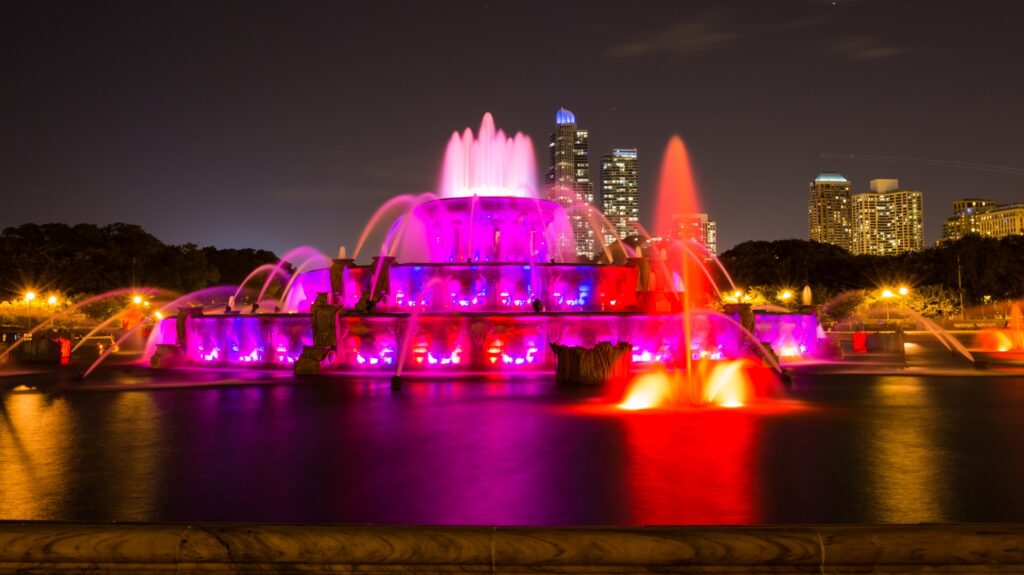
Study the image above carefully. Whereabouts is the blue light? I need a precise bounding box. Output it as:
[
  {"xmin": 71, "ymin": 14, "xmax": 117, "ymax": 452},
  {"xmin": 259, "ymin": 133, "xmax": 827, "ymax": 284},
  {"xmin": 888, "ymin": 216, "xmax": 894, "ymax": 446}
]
[
  {"xmin": 555, "ymin": 108, "xmax": 576, "ymax": 125},
  {"xmin": 814, "ymin": 173, "xmax": 848, "ymax": 183},
  {"xmin": 614, "ymin": 148, "xmax": 637, "ymax": 159}
]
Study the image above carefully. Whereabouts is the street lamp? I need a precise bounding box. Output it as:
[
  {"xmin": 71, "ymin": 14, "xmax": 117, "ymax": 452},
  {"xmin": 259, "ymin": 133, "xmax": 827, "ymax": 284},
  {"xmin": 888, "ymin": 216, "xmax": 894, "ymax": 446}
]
[{"xmin": 23, "ymin": 291, "xmax": 37, "ymax": 303}]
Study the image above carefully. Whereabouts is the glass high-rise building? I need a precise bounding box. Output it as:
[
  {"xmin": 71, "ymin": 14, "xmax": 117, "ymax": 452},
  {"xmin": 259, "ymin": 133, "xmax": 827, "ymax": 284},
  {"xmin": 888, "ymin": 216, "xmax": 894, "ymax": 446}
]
[
  {"xmin": 670, "ymin": 213, "xmax": 718, "ymax": 256},
  {"xmin": 600, "ymin": 148, "xmax": 639, "ymax": 244},
  {"xmin": 808, "ymin": 172, "xmax": 853, "ymax": 251},
  {"xmin": 850, "ymin": 179, "xmax": 924, "ymax": 255},
  {"xmin": 545, "ymin": 108, "xmax": 596, "ymax": 260}
]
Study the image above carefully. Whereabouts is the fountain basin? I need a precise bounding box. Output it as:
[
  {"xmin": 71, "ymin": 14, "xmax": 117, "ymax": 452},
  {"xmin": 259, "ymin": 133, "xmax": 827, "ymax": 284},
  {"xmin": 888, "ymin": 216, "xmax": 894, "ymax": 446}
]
[{"xmin": 150, "ymin": 309, "xmax": 816, "ymax": 373}]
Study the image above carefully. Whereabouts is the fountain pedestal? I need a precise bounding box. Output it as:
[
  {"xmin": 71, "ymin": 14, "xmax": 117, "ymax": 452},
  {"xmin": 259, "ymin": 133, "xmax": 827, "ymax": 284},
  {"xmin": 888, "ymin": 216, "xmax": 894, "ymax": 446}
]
[
  {"xmin": 629, "ymin": 256, "xmax": 652, "ymax": 293},
  {"xmin": 150, "ymin": 344, "xmax": 185, "ymax": 368},
  {"xmin": 295, "ymin": 294, "xmax": 341, "ymax": 375},
  {"xmin": 329, "ymin": 258, "xmax": 355, "ymax": 306},
  {"xmin": 550, "ymin": 341, "xmax": 632, "ymax": 386},
  {"xmin": 724, "ymin": 303, "xmax": 755, "ymax": 333}
]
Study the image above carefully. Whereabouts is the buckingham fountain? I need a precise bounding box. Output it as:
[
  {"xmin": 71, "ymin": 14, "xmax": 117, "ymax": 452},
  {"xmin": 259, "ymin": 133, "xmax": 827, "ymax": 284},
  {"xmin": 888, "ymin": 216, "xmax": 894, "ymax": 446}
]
[{"xmin": 139, "ymin": 114, "xmax": 820, "ymax": 407}]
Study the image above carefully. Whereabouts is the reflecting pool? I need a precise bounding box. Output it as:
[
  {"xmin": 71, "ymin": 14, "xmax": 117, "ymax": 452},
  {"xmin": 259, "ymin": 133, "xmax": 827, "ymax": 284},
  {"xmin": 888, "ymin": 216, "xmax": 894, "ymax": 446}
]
[{"xmin": 3, "ymin": 366, "xmax": 1024, "ymax": 525}]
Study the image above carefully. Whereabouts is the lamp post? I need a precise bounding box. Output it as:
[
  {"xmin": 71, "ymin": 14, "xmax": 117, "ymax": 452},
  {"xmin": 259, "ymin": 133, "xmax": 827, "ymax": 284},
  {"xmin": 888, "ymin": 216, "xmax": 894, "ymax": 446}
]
[
  {"xmin": 881, "ymin": 289, "xmax": 894, "ymax": 324},
  {"xmin": 901, "ymin": 284, "xmax": 909, "ymax": 323},
  {"xmin": 897, "ymin": 286, "xmax": 909, "ymax": 330},
  {"xmin": 22, "ymin": 290, "xmax": 37, "ymax": 330}
]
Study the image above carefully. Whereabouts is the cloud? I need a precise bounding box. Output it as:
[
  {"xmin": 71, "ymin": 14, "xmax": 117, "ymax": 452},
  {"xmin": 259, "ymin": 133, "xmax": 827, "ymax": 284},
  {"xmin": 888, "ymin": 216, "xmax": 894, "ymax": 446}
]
[
  {"xmin": 831, "ymin": 35, "xmax": 909, "ymax": 60},
  {"xmin": 608, "ymin": 19, "xmax": 740, "ymax": 58}
]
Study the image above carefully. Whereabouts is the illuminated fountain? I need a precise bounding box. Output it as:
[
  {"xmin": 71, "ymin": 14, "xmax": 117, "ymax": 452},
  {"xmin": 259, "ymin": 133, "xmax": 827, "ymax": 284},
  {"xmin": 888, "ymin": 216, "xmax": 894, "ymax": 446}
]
[
  {"xmin": 973, "ymin": 303, "xmax": 1024, "ymax": 365},
  {"xmin": 142, "ymin": 113, "xmax": 823, "ymax": 406}
]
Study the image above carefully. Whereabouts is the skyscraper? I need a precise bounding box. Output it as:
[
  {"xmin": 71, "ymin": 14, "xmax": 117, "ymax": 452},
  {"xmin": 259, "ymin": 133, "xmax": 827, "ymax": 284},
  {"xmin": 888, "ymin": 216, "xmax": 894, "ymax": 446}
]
[
  {"xmin": 670, "ymin": 213, "xmax": 718, "ymax": 256},
  {"xmin": 808, "ymin": 172, "xmax": 853, "ymax": 251},
  {"xmin": 545, "ymin": 108, "xmax": 596, "ymax": 260},
  {"xmin": 600, "ymin": 148, "xmax": 639, "ymax": 243},
  {"xmin": 850, "ymin": 179, "xmax": 924, "ymax": 255}
]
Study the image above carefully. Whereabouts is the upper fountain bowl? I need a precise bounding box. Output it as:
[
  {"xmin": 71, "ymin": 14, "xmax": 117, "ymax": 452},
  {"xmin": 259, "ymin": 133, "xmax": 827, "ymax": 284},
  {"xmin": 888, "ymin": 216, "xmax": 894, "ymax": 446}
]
[{"xmin": 395, "ymin": 196, "xmax": 574, "ymax": 264}]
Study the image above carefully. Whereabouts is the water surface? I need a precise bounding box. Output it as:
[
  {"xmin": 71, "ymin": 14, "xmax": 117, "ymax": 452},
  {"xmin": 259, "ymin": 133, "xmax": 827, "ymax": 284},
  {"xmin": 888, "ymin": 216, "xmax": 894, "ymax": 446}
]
[{"xmin": 2, "ymin": 366, "xmax": 1024, "ymax": 525}]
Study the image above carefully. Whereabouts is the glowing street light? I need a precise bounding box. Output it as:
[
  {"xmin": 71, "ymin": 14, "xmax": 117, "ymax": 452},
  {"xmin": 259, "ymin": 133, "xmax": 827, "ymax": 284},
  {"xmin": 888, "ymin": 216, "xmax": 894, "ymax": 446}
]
[
  {"xmin": 132, "ymin": 295, "xmax": 144, "ymax": 305},
  {"xmin": 898, "ymin": 286, "xmax": 909, "ymax": 297},
  {"xmin": 778, "ymin": 290, "xmax": 794, "ymax": 302},
  {"xmin": 23, "ymin": 291, "xmax": 37, "ymax": 303},
  {"xmin": 46, "ymin": 295, "xmax": 58, "ymax": 305}
]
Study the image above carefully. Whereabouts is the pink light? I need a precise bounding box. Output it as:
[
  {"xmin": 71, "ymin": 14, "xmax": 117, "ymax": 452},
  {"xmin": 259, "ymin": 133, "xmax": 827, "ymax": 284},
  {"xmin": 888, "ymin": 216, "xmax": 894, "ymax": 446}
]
[{"xmin": 438, "ymin": 113, "xmax": 537, "ymax": 199}]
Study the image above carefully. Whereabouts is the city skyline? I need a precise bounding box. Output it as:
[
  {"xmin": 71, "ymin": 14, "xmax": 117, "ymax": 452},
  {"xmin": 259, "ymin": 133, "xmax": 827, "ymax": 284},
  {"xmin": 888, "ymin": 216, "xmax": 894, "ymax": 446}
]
[{"xmin": 2, "ymin": 1, "xmax": 1021, "ymax": 257}]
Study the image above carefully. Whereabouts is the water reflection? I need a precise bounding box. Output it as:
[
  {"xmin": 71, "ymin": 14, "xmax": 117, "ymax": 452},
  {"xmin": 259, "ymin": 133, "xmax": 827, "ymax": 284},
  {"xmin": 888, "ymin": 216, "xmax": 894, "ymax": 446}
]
[
  {"xmin": 0, "ymin": 393, "xmax": 73, "ymax": 519},
  {"xmin": 2, "ymin": 371, "xmax": 1024, "ymax": 524},
  {"xmin": 865, "ymin": 377, "xmax": 950, "ymax": 522},
  {"xmin": 101, "ymin": 392, "xmax": 163, "ymax": 519},
  {"xmin": 622, "ymin": 410, "xmax": 758, "ymax": 524}
]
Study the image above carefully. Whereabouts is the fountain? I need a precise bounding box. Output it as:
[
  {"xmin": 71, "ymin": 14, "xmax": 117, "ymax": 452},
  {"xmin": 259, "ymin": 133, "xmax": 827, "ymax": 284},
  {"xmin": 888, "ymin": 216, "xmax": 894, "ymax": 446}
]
[
  {"xmin": 973, "ymin": 302, "xmax": 1024, "ymax": 366},
  {"xmin": 141, "ymin": 114, "xmax": 823, "ymax": 406}
]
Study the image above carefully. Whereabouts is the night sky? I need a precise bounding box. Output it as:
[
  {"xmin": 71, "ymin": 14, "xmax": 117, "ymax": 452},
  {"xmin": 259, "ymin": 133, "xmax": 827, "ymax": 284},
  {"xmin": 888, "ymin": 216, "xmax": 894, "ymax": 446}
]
[{"xmin": 3, "ymin": 0, "xmax": 1022, "ymax": 258}]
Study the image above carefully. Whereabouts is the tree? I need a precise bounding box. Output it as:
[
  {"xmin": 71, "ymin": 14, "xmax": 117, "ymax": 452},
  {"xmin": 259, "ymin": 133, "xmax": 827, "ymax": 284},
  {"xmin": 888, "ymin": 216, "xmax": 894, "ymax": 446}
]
[{"xmin": 0, "ymin": 223, "xmax": 278, "ymax": 299}]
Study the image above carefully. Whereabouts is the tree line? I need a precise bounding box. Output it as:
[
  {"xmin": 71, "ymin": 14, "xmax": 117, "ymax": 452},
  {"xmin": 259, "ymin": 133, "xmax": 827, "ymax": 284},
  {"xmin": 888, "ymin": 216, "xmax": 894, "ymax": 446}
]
[
  {"xmin": 717, "ymin": 235, "xmax": 1024, "ymax": 307},
  {"xmin": 0, "ymin": 223, "xmax": 280, "ymax": 298}
]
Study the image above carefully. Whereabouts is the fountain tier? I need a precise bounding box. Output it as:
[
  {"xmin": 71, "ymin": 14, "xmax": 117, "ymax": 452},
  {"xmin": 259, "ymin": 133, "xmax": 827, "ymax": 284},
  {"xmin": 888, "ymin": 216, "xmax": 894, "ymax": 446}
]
[{"xmin": 397, "ymin": 196, "xmax": 573, "ymax": 264}]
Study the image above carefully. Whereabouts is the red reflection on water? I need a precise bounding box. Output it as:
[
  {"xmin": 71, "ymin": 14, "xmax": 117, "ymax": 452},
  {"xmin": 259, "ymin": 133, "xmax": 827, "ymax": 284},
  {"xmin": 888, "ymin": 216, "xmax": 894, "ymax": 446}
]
[
  {"xmin": 568, "ymin": 396, "xmax": 804, "ymax": 525},
  {"xmin": 621, "ymin": 408, "xmax": 759, "ymax": 524}
]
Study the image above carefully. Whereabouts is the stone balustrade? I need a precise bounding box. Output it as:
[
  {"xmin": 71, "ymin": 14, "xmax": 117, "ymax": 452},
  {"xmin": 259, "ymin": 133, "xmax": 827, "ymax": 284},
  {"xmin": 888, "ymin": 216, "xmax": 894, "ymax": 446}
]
[{"xmin": 1, "ymin": 523, "xmax": 1022, "ymax": 573}]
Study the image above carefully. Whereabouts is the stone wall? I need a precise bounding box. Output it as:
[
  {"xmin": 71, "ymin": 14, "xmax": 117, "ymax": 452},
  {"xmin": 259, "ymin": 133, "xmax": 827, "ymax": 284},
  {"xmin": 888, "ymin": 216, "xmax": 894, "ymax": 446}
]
[{"xmin": 1, "ymin": 523, "xmax": 1022, "ymax": 574}]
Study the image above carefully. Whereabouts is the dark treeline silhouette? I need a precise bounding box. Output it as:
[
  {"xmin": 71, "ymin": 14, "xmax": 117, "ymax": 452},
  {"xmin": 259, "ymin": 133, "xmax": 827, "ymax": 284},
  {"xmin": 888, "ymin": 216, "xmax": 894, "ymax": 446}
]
[
  {"xmin": 718, "ymin": 235, "xmax": 1024, "ymax": 304},
  {"xmin": 0, "ymin": 223, "xmax": 279, "ymax": 298}
]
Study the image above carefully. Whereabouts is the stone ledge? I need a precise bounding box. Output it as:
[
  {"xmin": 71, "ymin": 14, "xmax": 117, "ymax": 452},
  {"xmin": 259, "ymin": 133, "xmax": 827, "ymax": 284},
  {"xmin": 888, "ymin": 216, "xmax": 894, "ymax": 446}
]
[{"xmin": 0, "ymin": 523, "xmax": 1022, "ymax": 574}]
